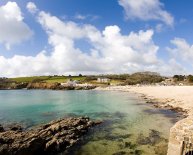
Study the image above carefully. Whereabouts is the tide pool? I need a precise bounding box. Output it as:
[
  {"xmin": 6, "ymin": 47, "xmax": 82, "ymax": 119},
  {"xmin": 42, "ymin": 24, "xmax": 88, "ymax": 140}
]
[{"xmin": 0, "ymin": 90, "xmax": 182, "ymax": 155}]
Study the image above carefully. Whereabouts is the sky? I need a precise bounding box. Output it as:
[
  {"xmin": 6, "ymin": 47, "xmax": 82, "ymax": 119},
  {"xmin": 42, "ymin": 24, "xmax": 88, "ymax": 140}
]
[{"xmin": 0, "ymin": 0, "xmax": 193, "ymax": 77}]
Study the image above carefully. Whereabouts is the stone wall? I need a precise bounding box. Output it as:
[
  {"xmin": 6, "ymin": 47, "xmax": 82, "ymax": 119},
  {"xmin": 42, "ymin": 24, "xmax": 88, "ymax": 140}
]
[{"xmin": 167, "ymin": 116, "xmax": 193, "ymax": 155}]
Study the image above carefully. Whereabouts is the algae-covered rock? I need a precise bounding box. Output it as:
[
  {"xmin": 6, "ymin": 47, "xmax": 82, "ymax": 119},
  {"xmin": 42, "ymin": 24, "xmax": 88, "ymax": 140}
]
[{"xmin": 0, "ymin": 117, "xmax": 102, "ymax": 155}]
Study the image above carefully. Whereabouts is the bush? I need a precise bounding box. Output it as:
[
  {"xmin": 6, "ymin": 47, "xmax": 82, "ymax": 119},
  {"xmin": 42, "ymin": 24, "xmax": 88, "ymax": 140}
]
[
  {"xmin": 106, "ymin": 74, "xmax": 130, "ymax": 80},
  {"xmin": 31, "ymin": 78, "xmax": 44, "ymax": 83},
  {"xmin": 173, "ymin": 75, "xmax": 185, "ymax": 81},
  {"xmin": 188, "ymin": 75, "xmax": 193, "ymax": 83},
  {"xmin": 84, "ymin": 76, "xmax": 97, "ymax": 82},
  {"xmin": 124, "ymin": 72, "xmax": 163, "ymax": 85}
]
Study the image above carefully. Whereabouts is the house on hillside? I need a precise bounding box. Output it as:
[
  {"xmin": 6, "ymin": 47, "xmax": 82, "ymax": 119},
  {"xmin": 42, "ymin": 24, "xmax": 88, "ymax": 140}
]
[
  {"xmin": 97, "ymin": 78, "xmax": 110, "ymax": 83},
  {"xmin": 61, "ymin": 80, "xmax": 79, "ymax": 87}
]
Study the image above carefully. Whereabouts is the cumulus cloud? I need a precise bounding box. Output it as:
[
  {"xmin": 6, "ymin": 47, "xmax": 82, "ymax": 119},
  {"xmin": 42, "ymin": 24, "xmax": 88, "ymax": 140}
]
[
  {"xmin": 0, "ymin": 9, "xmax": 162, "ymax": 77},
  {"xmin": 167, "ymin": 59, "xmax": 186, "ymax": 74},
  {"xmin": 155, "ymin": 59, "xmax": 186, "ymax": 75},
  {"xmin": 0, "ymin": 1, "xmax": 33, "ymax": 50},
  {"xmin": 26, "ymin": 2, "xmax": 38, "ymax": 14},
  {"xmin": 118, "ymin": 0, "xmax": 174, "ymax": 26},
  {"xmin": 0, "ymin": 3, "xmax": 183, "ymax": 77},
  {"xmin": 167, "ymin": 38, "xmax": 193, "ymax": 64}
]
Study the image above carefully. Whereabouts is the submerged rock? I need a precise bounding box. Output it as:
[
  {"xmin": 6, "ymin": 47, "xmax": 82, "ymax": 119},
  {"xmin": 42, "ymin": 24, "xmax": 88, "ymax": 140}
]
[
  {"xmin": 154, "ymin": 143, "xmax": 168, "ymax": 155},
  {"xmin": 137, "ymin": 129, "xmax": 163, "ymax": 146},
  {"xmin": 0, "ymin": 117, "xmax": 102, "ymax": 155},
  {"xmin": 134, "ymin": 149, "xmax": 143, "ymax": 155},
  {"xmin": 124, "ymin": 141, "xmax": 137, "ymax": 149},
  {"xmin": 5, "ymin": 123, "xmax": 23, "ymax": 132},
  {"xmin": 0, "ymin": 125, "xmax": 4, "ymax": 132},
  {"xmin": 112, "ymin": 151, "xmax": 128, "ymax": 155}
]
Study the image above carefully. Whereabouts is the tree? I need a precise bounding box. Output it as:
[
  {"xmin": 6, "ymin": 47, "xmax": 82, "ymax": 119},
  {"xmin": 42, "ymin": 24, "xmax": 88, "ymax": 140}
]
[
  {"xmin": 124, "ymin": 72, "xmax": 163, "ymax": 85},
  {"xmin": 188, "ymin": 75, "xmax": 193, "ymax": 83},
  {"xmin": 173, "ymin": 75, "xmax": 185, "ymax": 81}
]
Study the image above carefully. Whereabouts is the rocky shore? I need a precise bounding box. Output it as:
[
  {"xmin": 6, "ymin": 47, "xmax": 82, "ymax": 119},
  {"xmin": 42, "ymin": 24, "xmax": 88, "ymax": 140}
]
[
  {"xmin": 0, "ymin": 82, "xmax": 96, "ymax": 90},
  {"xmin": 138, "ymin": 94, "xmax": 188, "ymax": 117},
  {"xmin": 0, "ymin": 117, "xmax": 102, "ymax": 155}
]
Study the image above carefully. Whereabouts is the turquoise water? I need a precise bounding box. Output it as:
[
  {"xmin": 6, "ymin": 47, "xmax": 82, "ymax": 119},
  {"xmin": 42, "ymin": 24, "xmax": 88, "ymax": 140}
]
[{"xmin": 0, "ymin": 90, "xmax": 182, "ymax": 155}]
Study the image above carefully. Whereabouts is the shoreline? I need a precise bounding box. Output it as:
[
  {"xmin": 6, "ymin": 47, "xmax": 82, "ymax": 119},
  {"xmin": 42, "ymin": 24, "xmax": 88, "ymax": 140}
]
[
  {"xmin": 1, "ymin": 86, "xmax": 190, "ymax": 117},
  {"xmin": 95, "ymin": 86, "xmax": 192, "ymax": 117},
  {"xmin": 95, "ymin": 85, "xmax": 193, "ymax": 155},
  {"xmin": 139, "ymin": 93, "xmax": 188, "ymax": 117}
]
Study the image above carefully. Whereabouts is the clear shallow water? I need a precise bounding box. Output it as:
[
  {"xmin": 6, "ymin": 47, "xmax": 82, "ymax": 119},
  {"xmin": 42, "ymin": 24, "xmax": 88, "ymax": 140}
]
[{"xmin": 0, "ymin": 90, "xmax": 182, "ymax": 155}]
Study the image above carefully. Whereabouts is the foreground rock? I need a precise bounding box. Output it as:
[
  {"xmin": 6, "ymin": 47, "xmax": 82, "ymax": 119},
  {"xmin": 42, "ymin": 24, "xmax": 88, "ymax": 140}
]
[
  {"xmin": 167, "ymin": 116, "xmax": 193, "ymax": 155},
  {"xmin": 0, "ymin": 117, "xmax": 101, "ymax": 155}
]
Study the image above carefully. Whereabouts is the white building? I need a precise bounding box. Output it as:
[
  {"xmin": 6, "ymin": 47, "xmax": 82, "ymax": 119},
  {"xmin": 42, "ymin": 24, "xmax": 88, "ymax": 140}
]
[
  {"xmin": 97, "ymin": 78, "xmax": 110, "ymax": 83},
  {"xmin": 61, "ymin": 80, "xmax": 79, "ymax": 87}
]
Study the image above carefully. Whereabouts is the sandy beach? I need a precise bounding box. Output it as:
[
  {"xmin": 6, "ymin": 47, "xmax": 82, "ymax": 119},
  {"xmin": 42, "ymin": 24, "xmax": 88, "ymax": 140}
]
[{"xmin": 96, "ymin": 86, "xmax": 193, "ymax": 116}]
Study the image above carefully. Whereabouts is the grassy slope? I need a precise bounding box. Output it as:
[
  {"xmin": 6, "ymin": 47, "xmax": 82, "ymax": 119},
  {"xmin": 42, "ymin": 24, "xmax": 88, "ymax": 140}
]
[
  {"xmin": 10, "ymin": 76, "xmax": 86, "ymax": 83},
  {"xmin": 9, "ymin": 76, "xmax": 123, "ymax": 86},
  {"xmin": 10, "ymin": 76, "xmax": 49, "ymax": 82},
  {"xmin": 45, "ymin": 76, "xmax": 86, "ymax": 83}
]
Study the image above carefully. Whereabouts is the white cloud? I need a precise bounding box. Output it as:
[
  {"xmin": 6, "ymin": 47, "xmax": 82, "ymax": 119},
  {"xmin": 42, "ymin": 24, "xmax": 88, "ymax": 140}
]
[
  {"xmin": 0, "ymin": 2, "xmax": 33, "ymax": 50},
  {"xmin": 155, "ymin": 24, "xmax": 163, "ymax": 33},
  {"xmin": 26, "ymin": 2, "xmax": 38, "ymax": 14},
  {"xmin": 167, "ymin": 59, "xmax": 186, "ymax": 74},
  {"xmin": 74, "ymin": 13, "xmax": 100, "ymax": 21},
  {"xmin": 167, "ymin": 38, "xmax": 193, "ymax": 64},
  {"xmin": 118, "ymin": 0, "xmax": 174, "ymax": 26},
  {"xmin": 0, "ymin": 4, "xmax": 183, "ymax": 77},
  {"xmin": 0, "ymin": 10, "xmax": 162, "ymax": 77},
  {"xmin": 74, "ymin": 14, "xmax": 86, "ymax": 20},
  {"xmin": 37, "ymin": 11, "xmax": 162, "ymax": 73},
  {"xmin": 155, "ymin": 59, "xmax": 186, "ymax": 75}
]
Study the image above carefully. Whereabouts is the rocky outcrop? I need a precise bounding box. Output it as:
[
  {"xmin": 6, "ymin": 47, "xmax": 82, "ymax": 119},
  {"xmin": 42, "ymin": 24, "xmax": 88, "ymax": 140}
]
[
  {"xmin": 27, "ymin": 82, "xmax": 61, "ymax": 90},
  {"xmin": 0, "ymin": 117, "xmax": 101, "ymax": 155},
  {"xmin": 0, "ymin": 82, "xmax": 28, "ymax": 90},
  {"xmin": 27, "ymin": 82, "xmax": 96, "ymax": 90},
  {"xmin": 12, "ymin": 83, "xmax": 28, "ymax": 89}
]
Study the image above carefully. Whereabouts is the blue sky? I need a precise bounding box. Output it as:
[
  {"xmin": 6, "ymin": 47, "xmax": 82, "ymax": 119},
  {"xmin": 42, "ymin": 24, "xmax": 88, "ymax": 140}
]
[{"xmin": 0, "ymin": 0, "xmax": 193, "ymax": 77}]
